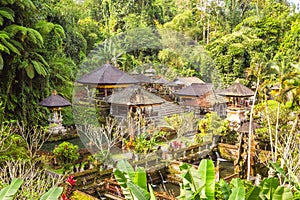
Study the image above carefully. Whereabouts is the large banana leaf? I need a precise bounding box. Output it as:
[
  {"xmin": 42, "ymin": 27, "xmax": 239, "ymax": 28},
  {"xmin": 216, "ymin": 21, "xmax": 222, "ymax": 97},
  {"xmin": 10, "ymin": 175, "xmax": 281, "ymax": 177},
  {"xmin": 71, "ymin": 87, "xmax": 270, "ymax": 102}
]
[
  {"xmin": 114, "ymin": 169, "xmax": 131, "ymax": 197},
  {"xmin": 40, "ymin": 187, "xmax": 63, "ymax": 200},
  {"xmin": 245, "ymin": 186, "xmax": 261, "ymax": 200},
  {"xmin": 127, "ymin": 182, "xmax": 150, "ymax": 200},
  {"xmin": 178, "ymin": 163, "xmax": 201, "ymax": 200},
  {"xmin": 181, "ymin": 163, "xmax": 202, "ymax": 191},
  {"xmin": 114, "ymin": 160, "xmax": 150, "ymax": 200},
  {"xmin": 220, "ymin": 179, "xmax": 231, "ymax": 200},
  {"xmin": 134, "ymin": 167, "xmax": 148, "ymax": 191},
  {"xmin": 228, "ymin": 187, "xmax": 245, "ymax": 200},
  {"xmin": 228, "ymin": 179, "xmax": 245, "ymax": 200},
  {"xmin": 230, "ymin": 178, "xmax": 244, "ymax": 188},
  {"xmin": 259, "ymin": 177, "xmax": 279, "ymax": 199},
  {"xmin": 0, "ymin": 178, "xmax": 23, "ymax": 200},
  {"xmin": 148, "ymin": 184, "xmax": 157, "ymax": 200},
  {"xmin": 178, "ymin": 172, "xmax": 196, "ymax": 200},
  {"xmin": 178, "ymin": 159, "xmax": 215, "ymax": 200},
  {"xmin": 117, "ymin": 159, "xmax": 135, "ymax": 181},
  {"xmin": 198, "ymin": 159, "xmax": 215, "ymax": 200},
  {"xmin": 272, "ymin": 186, "xmax": 293, "ymax": 200}
]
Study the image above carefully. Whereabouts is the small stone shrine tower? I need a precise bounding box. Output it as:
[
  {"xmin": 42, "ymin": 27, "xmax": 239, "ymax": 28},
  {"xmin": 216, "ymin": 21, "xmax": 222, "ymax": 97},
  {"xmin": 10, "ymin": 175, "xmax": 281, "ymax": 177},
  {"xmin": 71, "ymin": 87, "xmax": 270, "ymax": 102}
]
[{"xmin": 39, "ymin": 90, "xmax": 71, "ymax": 134}]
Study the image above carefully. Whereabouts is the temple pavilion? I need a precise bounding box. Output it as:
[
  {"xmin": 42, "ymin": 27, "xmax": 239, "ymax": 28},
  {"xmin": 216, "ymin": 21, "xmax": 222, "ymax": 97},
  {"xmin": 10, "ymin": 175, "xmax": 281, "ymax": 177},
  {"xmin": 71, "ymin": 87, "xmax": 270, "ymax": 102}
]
[
  {"xmin": 105, "ymin": 85, "xmax": 165, "ymax": 119},
  {"xmin": 175, "ymin": 83, "xmax": 227, "ymax": 117},
  {"xmin": 76, "ymin": 63, "xmax": 138, "ymax": 98},
  {"xmin": 131, "ymin": 73, "xmax": 152, "ymax": 84},
  {"xmin": 218, "ymin": 82, "xmax": 254, "ymax": 128}
]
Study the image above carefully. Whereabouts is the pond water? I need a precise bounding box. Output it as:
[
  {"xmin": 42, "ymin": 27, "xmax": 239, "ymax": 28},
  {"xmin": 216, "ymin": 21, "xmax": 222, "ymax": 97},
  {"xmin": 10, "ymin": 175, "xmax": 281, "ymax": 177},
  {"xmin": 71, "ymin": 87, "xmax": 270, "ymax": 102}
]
[
  {"xmin": 219, "ymin": 160, "xmax": 234, "ymax": 178},
  {"xmin": 152, "ymin": 160, "xmax": 234, "ymax": 198},
  {"xmin": 41, "ymin": 136, "xmax": 89, "ymax": 152},
  {"xmin": 153, "ymin": 182, "xmax": 180, "ymax": 197}
]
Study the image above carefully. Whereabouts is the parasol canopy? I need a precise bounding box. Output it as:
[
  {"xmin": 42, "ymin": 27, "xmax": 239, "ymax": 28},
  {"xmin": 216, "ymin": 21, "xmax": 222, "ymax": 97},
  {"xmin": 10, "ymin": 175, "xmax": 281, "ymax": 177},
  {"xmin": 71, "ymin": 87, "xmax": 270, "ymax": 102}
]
[
  {"xmin": 218, "ymin": 83, "xmax": 254, "ymax": 97},
  {"xmin": 39, "ymin": 90, "xmax": 71, "ymax": 108}
]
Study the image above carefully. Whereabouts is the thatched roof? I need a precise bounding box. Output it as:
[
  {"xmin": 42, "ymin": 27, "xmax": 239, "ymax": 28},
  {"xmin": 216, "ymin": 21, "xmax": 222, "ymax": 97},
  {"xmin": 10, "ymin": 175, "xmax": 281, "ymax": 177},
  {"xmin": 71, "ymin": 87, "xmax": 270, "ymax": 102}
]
[
  {"xmin": 105, "ymin": 85, "xmax": 165, "ymax": 106},
  {"xmin": 205, "ymin": 92, "xmax": 228, "ymax": 106},
  {"xmin": 132, "ymin": 73, "xmax": 152, "ymax": 83},
  {"xmin": 179, "ymin": 99, "xmax": 199, "ymax": 107},
  {"xmin": 76, "ymin": 63, "xmax": 138, "ymax": 85},
  {"xmin": 238, "ymin": 121, "xmax": 261, "ymax": 133},
  {"xmin": 167, "ymin": 81, "xmax": 179, "ymax": 87},
  {"xmin": 218, "ymin": 83, "xmax": 254, "ymax": 97},
  {"xmin": 178, "ymin": 92, "xmax": 227, "ymax": 108},
  {"xmin": 173, "ymin": 77, "xmax": 205, "ymax": 86},
  {"xmin": 155, "ymin": 77, "xmax": 170, "ymax": 84},
  {"xmin": 153, "ymin": 102, "xmax": 182, "ymax": 118},
  {"xmin": 145, "ymin": 67, "xmax": 156, "ymax": 74},
  {"xmin": 175, "ymin": 83, "xmax": 213, "ymax": 97},
  {"xmin": 39, "ymin": 91, "xmax": 71, "ymax": 108}
]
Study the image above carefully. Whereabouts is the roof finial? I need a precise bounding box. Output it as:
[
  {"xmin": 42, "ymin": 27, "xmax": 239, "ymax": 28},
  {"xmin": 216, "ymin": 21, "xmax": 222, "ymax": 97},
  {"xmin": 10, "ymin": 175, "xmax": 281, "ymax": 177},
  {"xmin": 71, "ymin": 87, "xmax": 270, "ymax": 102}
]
[{"xmin": 53, "ymin": 90, "xmax": 57, "ymax": 95}]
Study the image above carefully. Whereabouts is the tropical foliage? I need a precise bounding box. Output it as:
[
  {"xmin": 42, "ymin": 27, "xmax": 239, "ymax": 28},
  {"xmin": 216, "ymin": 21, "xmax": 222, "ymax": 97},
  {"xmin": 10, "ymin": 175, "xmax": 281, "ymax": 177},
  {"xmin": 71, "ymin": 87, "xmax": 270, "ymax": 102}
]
[
  {"xmin": 0, "ymin": 178, "xmax": 63, "ymax": 200},
  {"xmin": 0, "ymin": 0, "xmax": 299, "ymax": 124},
  {"xmin": 53, "ymin": 141, "xmax": 79, "ymax": 171},
  {"xmin": 0, "ymin": 0, "xmax": 300, "ymax": 199},
  {"xmin": 114, "ymin": 159, "xmax": 156, "ymax": 200}
]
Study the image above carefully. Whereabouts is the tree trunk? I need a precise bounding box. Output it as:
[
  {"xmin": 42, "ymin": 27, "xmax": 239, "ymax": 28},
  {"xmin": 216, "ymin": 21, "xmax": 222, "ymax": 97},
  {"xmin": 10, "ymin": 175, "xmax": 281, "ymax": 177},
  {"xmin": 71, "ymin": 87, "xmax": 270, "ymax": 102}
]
[{"xmin": 247, "ymin": 78, "xmax": 259, "ymax": 180}]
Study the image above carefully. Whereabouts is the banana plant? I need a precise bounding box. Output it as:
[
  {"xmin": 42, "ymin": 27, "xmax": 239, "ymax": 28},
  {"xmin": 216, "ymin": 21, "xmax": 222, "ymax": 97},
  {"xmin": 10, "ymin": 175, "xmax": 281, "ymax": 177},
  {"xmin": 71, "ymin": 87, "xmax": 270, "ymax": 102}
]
[
  {"xmin": 114, "ymin": 159, "xmax": 156, "ymax": 200},
  {"xmin": 219, "ymin": 177, "xmax": 294, "ymax": 200},
  {"xmin": 0, "ymin": 178, "xmax": 63, "ymax": 200},
  {"xmin": 40, "ymin": 187, "xmax": 64, "ymax": 200},
  {"xmin": 178, "ymin": 159, "xmax": 215, "ymax": 200},
  {"xmin": 0, "ymin": 178, "xmax": 23, "ymax": 200}
]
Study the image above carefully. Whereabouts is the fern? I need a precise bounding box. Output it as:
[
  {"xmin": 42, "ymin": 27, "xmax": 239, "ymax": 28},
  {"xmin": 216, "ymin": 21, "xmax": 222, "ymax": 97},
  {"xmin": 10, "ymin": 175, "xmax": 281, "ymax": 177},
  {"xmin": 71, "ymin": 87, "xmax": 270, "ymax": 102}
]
[
  {"xmin": 0, "ymin": 0, "xmax": 35, "ymax": 10},
  {"xmin": 35, "ymin": 21, "xmax": 65, "ymax": 47},
  {"xmin": 31, "ymin": 60, "xmax": 47, "ymax": 77},
  {"xmin": 0, "ymin": 53, "xmax": 3, "ymax": 70},
  {"xmin": 4, "ymin": 25, "xmax": 44, "ymax": 47},
  {"xmin": 27, "ymin": 28, "xmax": 43, "ymax": 46},
  {"xmin": 0, "ymin": 7, "xmax": 14, "ymax": 22},
  {"xmin": 0, "ymin": 31, "xmax": 21, "ymax": 55},
  {"xmin": 0, "ymin": 42, "xmax": 10, "ymax": 53},
  {"xmin": 35, "ymin": 21, "xmax": 55, "ymax": 36},
  {"xmin": 4, "ymin": 24, "xmax": 27, "ymax": 37},
  {"xmin": 9, "ymin": 39, "xmax": 23, "ymax": 50},
  {"xmin": 0, "ymin": 36, "xmax": 21, "ymax": 55},
  {"xmin": 32, "ymin": 52, "xmax": 49, "ymax": 67}
]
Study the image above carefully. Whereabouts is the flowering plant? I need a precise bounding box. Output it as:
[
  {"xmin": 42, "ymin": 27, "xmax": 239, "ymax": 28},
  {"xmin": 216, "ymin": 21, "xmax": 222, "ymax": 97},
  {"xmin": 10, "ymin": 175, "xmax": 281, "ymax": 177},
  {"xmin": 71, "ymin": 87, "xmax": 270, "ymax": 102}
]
[{"xmin": 66, "ymin": 176, "xmax": 76, "ymax": 186}]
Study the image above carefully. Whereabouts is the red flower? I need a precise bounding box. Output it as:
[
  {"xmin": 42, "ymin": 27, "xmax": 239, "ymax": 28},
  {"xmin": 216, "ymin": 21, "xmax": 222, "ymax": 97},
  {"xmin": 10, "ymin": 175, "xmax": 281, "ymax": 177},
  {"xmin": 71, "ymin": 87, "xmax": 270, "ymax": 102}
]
[
  {"xmin": 66, "ymin": 176, "xmax": 76, "ymax": 186},
  {"xmin": 61, "ymin": 193, "xmax": 69, "ymax": 200}
]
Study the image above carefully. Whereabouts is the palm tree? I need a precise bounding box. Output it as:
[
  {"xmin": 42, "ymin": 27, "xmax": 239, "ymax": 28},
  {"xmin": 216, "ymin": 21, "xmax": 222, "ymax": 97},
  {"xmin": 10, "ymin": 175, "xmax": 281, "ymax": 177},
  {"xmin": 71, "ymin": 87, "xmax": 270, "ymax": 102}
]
[{"xmin": 280, "ymin": 63, "xmax": 300, "ymax": 108}]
